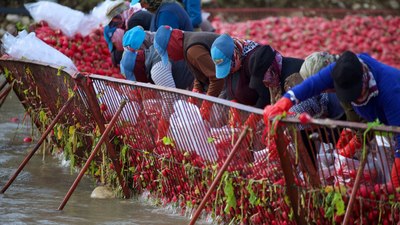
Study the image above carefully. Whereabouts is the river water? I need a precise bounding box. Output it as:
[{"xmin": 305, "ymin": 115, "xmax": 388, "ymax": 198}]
[{"xmin": 0, "ymin": 91, "xmax": 210, "ymax": 225}]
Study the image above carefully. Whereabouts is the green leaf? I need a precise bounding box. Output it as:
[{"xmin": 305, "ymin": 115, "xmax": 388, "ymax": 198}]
[
  {"xmin": 246, "ymin": 180, "xmax": 259, "ymax": 206},
  {"xmin": 162, "ymin": 136, "xmax": 174, "ymax": 146},
  {"xmin": 333, "ymin": 192, "xmax": 345, "ymax": 216},
  {"xmin": 3, "ymin": 67, "xmax": 10, "ymax": 79},
  {"xmin": 68, "ymin": 88, "xmax": 75, "ymax": 99},
  {"xmin": 223, "ymin": 172, "xmax": 237, "ymax": 213},
  {"xmin": 207, "ymin": 137, "xmax": 215, "ymax": 143},
  {"xmin": 57, "ymin": 66, "xmax": 66, "ymax": 76},
  {"xmin": 39, "ymin": 110, "xmax": 47, "ymax": 125}
]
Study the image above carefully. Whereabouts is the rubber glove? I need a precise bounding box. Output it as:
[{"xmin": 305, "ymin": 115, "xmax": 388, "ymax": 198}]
[
  {"xmin": 391, "ymin": 158, "xmax": 400, "ymax": 188},
  {"xmin": 263, "ymin": 97, "xmax": 293, "ymax": 126},
  {"xmin": 188, "ymin": 88, "xmax": 201, "ymax": 105}
]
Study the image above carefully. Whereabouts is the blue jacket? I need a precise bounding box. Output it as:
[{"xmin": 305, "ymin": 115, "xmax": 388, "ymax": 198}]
[
  {"xmin": 182, "ymin": 0, "xmax": 202, "ymax": 28},
  {"xmin": 284, "ymin": 53, "xmax": 400, "ymax": 157},
  {"xmin": 150, "ymin": 2, "xmax": 193, "ymax": 32}
]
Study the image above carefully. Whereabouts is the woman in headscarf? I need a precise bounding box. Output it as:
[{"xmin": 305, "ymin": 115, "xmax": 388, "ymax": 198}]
[
  {"xmin": 248, "ymin": 41, "xmax": 304, "ymax": 105},
  {"xmin": 264, "ymin": 50, "xmax": 400, "ymax": 188},
  {"xmin": 298, "ymin": 52, "xmax": 365, "ymax": 158},
  {"xmin": 103, "ymin": 1, "xmax": 153, "ymax": 66},
  {"xmin": 120, "ymin": 26, "xmax": 193, "ymax": 89}
]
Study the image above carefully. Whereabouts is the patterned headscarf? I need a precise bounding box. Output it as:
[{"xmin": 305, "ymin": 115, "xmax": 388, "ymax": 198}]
[
  {"xmin": 262, "ymin": 47, "xmax": 283, "ymax": 88},
  {"xmin": 300, "ymin": 51, "xmax": 337, "ymax": 80},
  {"xmin": 145, "ymin": 0, "xmax": 174, "ymax": 12},
  {"xmin": 230, "ymin": 38, "xmax": 259, "ymax": 74}
]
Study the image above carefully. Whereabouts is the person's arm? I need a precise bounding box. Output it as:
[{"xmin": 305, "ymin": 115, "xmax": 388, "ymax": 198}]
[
  {"xmin": 150, "ymin": 61, "xmax": 176, "ymax": 88},
  {"xmin": 283, "ymin": 63, "xmax": 336, "ymax": 104},
  {"xmin": 382, "ymin": 89, "xmax": 400, "ymax": 157},
  {"xmin": 186, "ymin": 45, "xmax": 224, "ymax": 97}
]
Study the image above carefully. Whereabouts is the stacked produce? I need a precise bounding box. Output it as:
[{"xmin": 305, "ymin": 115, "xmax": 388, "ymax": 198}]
[
  {"xmin": 213, "ymin": 15, "xmax": 400, "ymax": 68},
  {"xmin": 34, "ymin": 21, "xmax": 122, "ymax": 77}
]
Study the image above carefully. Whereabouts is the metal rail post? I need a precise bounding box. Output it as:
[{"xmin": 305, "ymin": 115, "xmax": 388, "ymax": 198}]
[
  {"xmin": 276, "ymin": 127, "xmax": 307, "ymax": 225},
  {"xmin": 58, "ymin": 100, "xmax": 127, "ymax": 210},
  {"xmin": 342, "ymin": 149, "xmax": 369, "ymax": 225},
  {"xmin": 1, "ymin": 96, "xmax": 75, "ymax": 193},
  {"xmin": 189, "ymin": 126, "xmax": 249, "ymax": 225},
  {"xmin": 0, "ymin": 85, "xmax": 11, "ymax": 108},
  {"xmin": 75, "ymin": 75, "xmax": 131, "ymax": 199}
]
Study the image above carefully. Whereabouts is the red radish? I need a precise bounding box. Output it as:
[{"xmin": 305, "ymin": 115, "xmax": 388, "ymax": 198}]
[
  {"xmin": 10, "ymin": 117, "xmax": 19, "ymax": 123},
  {"xmin": 298, "ymin": 112, "xmax": 312, "ymax": 124},
  {"xmin": 23, "ymin": 137, "xmax": 32, "ymax": 143},
  {"xmin": 100, "ymin": 103, "xmax": 107, "ymax": 112}
]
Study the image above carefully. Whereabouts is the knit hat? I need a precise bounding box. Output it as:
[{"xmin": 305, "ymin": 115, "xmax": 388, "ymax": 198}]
[
  {"xmin": 127, "ymin": 10, "xmax": 153, "ymax": 30},
  {"xmin": 300, "ymin": 52, "xmax": 336, "ymax": 80},
  {"xmin": 154, "ymin": 25, "xmax": 173, "ymax": 65},
  {"xmin": 105, "ymin": 0, "xmax": 129, "ymax": 25},
  {"xmin": 248, "ymin": 45, "xmax": 276, "ymax": 88},
  {"xmin": 332, "ymin": 51, "xmax": 363, "ymax": 103},
  {"xmin": 211, "ymin": 34, "xmax": 234, "ymax": 79},
  {"xmin": 123, "ymin": 26, "xmax": 146, "ymax": 50}
]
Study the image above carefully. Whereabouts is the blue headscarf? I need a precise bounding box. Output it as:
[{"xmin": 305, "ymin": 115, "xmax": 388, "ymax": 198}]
[
  {"xmin": 120, "ymin": 49, "xmax": 137, "ymax": 81},
  {"xmin": 103, "ymin": 25, "xmax": 117, "ymax": 51}
]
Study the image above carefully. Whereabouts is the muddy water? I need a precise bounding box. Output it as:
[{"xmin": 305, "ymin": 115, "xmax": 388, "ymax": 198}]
[{"xmin": 0, "ymin": 91, "xmax": 210, "ymax": 225}]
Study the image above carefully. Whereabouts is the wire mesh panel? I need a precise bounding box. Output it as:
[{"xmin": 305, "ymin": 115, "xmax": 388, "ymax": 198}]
[
  {"xmin": 273, "ymin": 118, "xmax": 400, "ymax": 224},
  {"xmin": 0, "ymin": 58, "xmax": 96, "ymax": 162},
  {"xmin": 3, "ymin": 59, "xmax": 400, "ymax": 224},
  {"xmin": 88, "ymin": 75, "xmax": 302, "ymax": 224}
]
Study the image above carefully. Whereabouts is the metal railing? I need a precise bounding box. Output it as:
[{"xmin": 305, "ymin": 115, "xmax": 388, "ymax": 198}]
[{"xmin": 1, "ymin": 58, "xmax": 400, "ymax": 224}]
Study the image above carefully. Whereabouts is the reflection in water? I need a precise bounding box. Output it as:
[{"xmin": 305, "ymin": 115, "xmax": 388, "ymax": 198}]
[{"xmin": 0, "ymin": 92, "xmax": 210, "ymax": 225}]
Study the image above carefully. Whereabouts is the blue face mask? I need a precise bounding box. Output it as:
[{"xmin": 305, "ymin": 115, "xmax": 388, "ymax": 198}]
[{"xmin": 120, "ymin": 50, "xmax": 137, "ymax": 81}]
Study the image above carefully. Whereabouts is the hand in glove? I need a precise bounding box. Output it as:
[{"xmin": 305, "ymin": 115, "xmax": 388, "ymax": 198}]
[
  {"xmin": 188, "ymin": 88, "xmax": 202, "ymax": 105},
  {"xmin": 391, "ymin": 158, "xmax": 400, "ymax": 188},
  {"xmin": 263, "ymin": 97, "xmax": 293, "ymax": 126}
]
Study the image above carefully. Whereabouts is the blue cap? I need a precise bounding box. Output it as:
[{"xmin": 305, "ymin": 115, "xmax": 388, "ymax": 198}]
[
  {"xmin": 211, "ymin": 34, "xmax": 234, "ymax": 79},
  {"xmin": 154, "ymin": 26, "xmax": 172, "ymax": 65},
  {"xmin": 123, "ymin": 26, "xmax": 145, "ymax": 50},
  {"xmin": 130, "ymin": 0, "xmax": 140, "ymax": 5}
]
